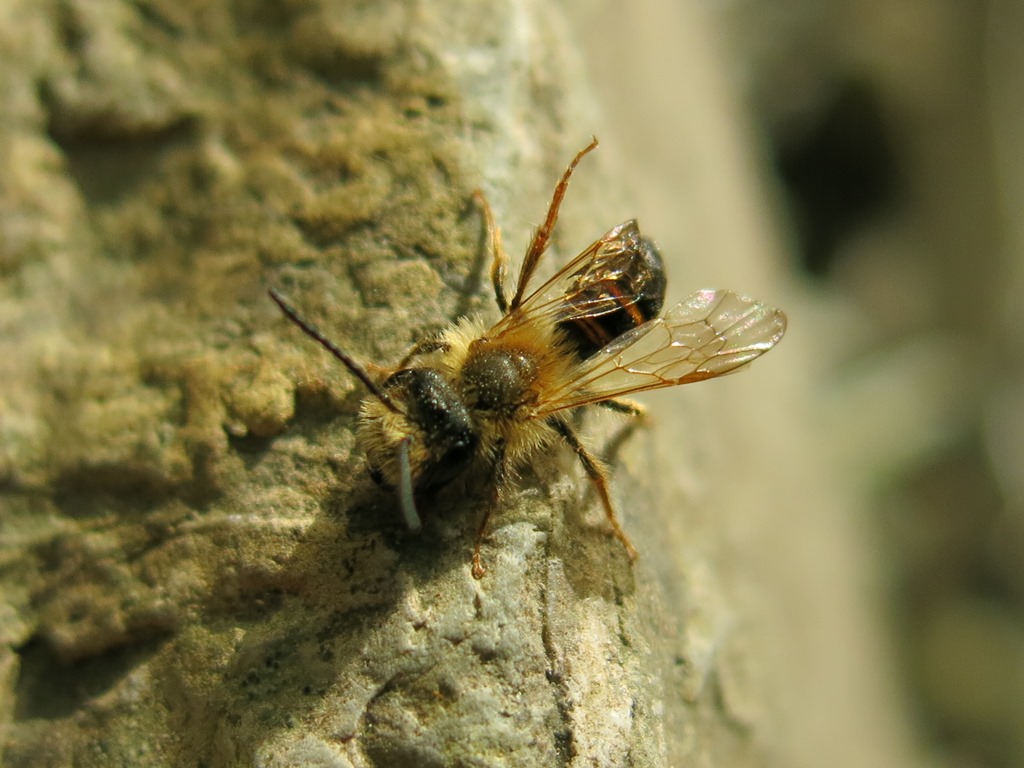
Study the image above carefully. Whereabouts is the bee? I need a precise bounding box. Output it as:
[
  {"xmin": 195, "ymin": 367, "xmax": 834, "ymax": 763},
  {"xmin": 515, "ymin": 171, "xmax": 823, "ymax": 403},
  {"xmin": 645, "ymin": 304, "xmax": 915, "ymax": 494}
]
[{"xmin": 269, "ymin": 137, "xmax": 787, "ymax": 578}]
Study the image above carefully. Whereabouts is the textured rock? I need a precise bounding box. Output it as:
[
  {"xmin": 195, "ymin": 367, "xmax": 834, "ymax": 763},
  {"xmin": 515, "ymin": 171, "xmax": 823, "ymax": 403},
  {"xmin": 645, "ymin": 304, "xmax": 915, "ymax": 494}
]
[{"xmin": 0, "ymin": 1, "xmax": 924, "ymax": 767}]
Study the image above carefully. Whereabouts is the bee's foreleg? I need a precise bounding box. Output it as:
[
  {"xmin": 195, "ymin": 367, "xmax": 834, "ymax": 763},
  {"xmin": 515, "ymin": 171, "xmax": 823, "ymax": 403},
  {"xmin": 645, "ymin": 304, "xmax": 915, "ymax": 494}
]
[{"xmin": 395, "ymin": 337, "xmax": 449, "ymax": 370}]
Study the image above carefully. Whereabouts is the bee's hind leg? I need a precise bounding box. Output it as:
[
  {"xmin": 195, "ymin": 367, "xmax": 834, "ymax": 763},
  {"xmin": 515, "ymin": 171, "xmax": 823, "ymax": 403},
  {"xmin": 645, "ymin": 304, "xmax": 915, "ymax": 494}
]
[
  {"xmin": 510, "ymin": 138, "xmax": 600, "ymax": 310},
  {"xmin": 472, "ymin": 441, "xmax": 508, "ymax": 579},
  {"xmin": 550, "ymin": 418, "xmax": 639, "ymax": 562}
]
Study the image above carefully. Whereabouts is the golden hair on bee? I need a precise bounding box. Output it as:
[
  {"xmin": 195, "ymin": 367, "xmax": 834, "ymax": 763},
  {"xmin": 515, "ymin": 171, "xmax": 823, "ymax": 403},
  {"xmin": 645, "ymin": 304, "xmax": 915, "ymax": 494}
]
[{"xmin": 270, "ymin": 137, "xmax": 787, "ymax": 578}]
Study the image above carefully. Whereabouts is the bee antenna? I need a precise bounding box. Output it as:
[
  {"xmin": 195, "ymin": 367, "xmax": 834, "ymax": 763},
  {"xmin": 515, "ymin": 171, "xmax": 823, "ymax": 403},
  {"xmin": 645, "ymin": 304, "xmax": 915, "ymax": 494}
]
[
  {"xmin": 397, "ymin": 437, "xmax": 422, "ymax": 531},
  {"xmin": 268, "ymin": 288, "xmax": 404, "ymax": 416}
]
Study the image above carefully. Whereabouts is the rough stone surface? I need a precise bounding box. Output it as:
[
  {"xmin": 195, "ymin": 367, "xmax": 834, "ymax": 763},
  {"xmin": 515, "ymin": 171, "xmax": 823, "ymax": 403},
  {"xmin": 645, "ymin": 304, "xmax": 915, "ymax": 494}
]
[{"xmin": 0, "ymin": 1, "xmax": 925, "ymax": 767}]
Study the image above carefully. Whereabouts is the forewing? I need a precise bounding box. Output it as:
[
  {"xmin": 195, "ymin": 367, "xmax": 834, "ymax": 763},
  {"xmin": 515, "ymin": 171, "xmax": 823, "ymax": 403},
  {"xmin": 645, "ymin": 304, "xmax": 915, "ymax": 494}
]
[
  {"xmin": 493, "ymin": 220, "xmax": 651, "ymax": 334},
  {"xmin": 535, "ymin": 288, "xmax": 787, "ymax": 414}
]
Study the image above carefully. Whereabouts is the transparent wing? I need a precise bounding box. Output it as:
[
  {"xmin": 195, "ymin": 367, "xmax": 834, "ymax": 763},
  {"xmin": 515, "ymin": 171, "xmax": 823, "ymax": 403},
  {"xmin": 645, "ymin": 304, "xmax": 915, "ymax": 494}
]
[
  {"xmin": 493, "ymin": 220, "xmax": 656, "ymax": 334},
  {"xmin": 535, "ymin": 288, "xmax": 787, "ymax": 415}
]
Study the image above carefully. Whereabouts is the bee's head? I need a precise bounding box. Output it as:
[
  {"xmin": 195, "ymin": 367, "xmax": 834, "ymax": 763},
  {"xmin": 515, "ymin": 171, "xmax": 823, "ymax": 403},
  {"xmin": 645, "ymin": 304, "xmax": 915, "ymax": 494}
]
[{"xmin": 358, "ymin": 367, "xmax": 477, "ymax": 529}]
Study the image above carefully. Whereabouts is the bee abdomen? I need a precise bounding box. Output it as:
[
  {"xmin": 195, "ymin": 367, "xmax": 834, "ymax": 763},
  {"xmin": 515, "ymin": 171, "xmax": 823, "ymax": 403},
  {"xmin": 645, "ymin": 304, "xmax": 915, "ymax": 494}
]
[{"xmin": 557, "ymin": 237, "xmax": 665, "ymax": 359}]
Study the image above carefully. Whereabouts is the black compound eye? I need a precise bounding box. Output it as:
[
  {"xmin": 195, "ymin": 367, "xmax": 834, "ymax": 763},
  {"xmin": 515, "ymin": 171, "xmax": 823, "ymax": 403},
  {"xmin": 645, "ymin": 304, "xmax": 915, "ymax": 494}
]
[{"xmin": 383, "ymin": 368, "xmax": 477, "ymax": 489}]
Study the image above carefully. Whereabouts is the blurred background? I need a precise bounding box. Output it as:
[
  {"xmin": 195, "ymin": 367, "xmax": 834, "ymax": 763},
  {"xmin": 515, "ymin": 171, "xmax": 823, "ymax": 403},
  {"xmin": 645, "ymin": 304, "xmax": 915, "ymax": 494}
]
[
  {"xmin": 570, "ymin": 1, "xmax": 1024, "ymax": 766},
  {"xmin": 2, "ymin": 0, "xmax": 1020, "ymax": 763}
]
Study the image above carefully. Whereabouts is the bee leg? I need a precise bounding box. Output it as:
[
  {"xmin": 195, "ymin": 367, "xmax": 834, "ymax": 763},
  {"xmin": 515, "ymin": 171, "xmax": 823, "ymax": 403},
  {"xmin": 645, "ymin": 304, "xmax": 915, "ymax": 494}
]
[
  {"xmin": 473, "ymin": 189, "xmax": 510, "ymax": 314},
  {"xmin": 595, "ymin": 399, "xmax": 649, "ymax": 465},
  {"xmin": 395, "ymin": 337, "xmax": 449, "ymax": 369},
  {"xmin": 472, "ymin": 441, "xmax": 508, "ymax": 579},
  {"xmin": 550, "ymin": 419, "xmax": 639, "ymax": 562},
  {"xmin": 597, "ymin": 398, "xmax": 647, "ymax": 419},
  {"xmin": 510, "ymin": 138, "xmax": 600, "ymax": 310}
]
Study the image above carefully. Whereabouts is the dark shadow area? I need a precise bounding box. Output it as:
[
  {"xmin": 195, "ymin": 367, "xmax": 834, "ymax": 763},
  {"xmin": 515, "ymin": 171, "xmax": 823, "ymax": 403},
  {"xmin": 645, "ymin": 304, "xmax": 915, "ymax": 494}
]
[
  {"xmin": 42, "ymin": 103, "xmax": 198, "ymax": 207},
  {"xmin": 770, "ymin": 78, "xmax": 901, "ymax": 277},
  {"xmin": 14, "ymin": 632, "xmax": 171, "ymax": 721}
]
